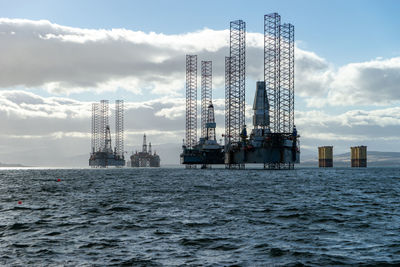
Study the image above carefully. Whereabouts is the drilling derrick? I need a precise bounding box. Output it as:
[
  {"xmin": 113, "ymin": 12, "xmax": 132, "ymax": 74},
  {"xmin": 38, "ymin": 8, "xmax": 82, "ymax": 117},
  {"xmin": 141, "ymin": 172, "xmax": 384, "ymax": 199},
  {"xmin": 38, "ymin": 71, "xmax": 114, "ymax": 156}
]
[
  {"xmin": 99, "ymin": 100, "xmax": 109, "ymax": 152},
  {"xmin": 206, "ymin": 102, "xmax": 216, "ymax": 141},
  {"xmin": 201, "ymin": 61, "xmax": 212, "ymax": 139},
  {"xmin": 89, "ymin": 100, "xmax": 125, "ymax": 167},
  {"xmin": 142, "ymin": 134, "xmax": 147, "ymax": 153}
]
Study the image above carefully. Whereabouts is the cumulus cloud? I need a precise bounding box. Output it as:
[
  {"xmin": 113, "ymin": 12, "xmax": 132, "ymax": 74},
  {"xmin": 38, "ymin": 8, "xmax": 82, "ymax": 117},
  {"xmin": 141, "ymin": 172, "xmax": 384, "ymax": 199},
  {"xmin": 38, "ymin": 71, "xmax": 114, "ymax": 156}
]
[
  {"xmin": 328, "ymin": 57, "xmax": 400, "ymax": 106},
  {"xmin": 0, "ymin": 18, "xmax": 334, "ymax": 98},
  {"xmin": 0, "ymin": 90, "xmax": 89, "ymax": 119},
  {"xmin": 301, "ymin": 56, "xmax": 400, "ymax": 107}
]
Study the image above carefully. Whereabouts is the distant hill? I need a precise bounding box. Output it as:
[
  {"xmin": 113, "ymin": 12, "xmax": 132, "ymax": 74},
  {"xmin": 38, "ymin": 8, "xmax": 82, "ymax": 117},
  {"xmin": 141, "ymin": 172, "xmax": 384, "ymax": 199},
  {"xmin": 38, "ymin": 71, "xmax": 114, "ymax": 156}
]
[
  {"xmin": 301, "ymin": 151, "xmax": 400, "ymax": 167},
  {"xmin": 0, "ymin": 162, "xmax": 27, "ymax": 167}
]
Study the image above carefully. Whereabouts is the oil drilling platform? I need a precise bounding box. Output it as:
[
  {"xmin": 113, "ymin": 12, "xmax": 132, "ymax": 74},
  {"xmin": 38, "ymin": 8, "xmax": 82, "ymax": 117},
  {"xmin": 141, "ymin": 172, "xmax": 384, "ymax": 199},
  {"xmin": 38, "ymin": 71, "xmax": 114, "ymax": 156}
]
[
  {"xmin": 181, "ymin": 13, "xmax": 300, "ymax": 169},
  {"xmin": 89, "ymin": 100, "xmax": 125, "ymax": 167},
  {"xmin": 130, "ymin": 134, "xmax": 161, "ymax": 167}
]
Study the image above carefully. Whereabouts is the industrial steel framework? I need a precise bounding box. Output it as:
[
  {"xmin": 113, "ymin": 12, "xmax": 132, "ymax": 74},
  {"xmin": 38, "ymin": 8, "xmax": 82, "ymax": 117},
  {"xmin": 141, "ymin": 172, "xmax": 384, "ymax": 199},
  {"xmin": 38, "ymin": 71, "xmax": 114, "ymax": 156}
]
[
  {"xmin": 91, "ymin": 103, "xmax": 99, "ymax": 153},
  {"xmin": 224, "ymin": 20, "xmax": 246, "ymax": 169},
  {"xmin": 185, "ymin": 55, "xmax": 198, "ymax": 149},
  {"xmin": 224, "ymin": 56, "xmax": 232, "ymax": 146},
  {"xmin": 264, "ymin": 13, "xmax": 281, "ymax": 133},
  {"xmin": 226, "ymin": 20, "xmax": 246, "ymax": 145},
  {"xmin": 99, "ymin": 100, "xmax": 109, "ymax": 152},
  {"xmin": 280, "ymin": 23, "xmax": 295, "ymax": 133},
  {"xmin": 264, "ymin": 13, "xmax": 295, "ymax": 134},
  {"xmin": 264, "ymin": 13, "xmax": 295, "ymax": 169},
  {"xmin": 201, "ymin": 61, "xmax": 212, "ymax": 138},
  {"xmin": 115, "ymin": 100, "xmax": 124, "ymax": 158}
]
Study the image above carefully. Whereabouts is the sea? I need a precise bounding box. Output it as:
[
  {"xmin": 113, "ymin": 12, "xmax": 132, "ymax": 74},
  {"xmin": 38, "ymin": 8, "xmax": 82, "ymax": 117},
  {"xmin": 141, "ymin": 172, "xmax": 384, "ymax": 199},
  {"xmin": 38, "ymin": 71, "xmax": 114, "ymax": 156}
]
[{"xmin": 0, "ymin": 167, "xmax": 399, "ymax": 266}]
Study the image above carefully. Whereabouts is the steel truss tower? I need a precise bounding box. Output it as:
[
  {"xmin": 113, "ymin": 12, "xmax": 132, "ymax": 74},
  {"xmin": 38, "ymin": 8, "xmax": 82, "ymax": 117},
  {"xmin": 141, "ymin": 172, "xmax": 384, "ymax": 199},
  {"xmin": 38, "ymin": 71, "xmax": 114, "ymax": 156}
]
[
  {"xmin": 264, "ymin": 13, "xmax": 295, "ymax": 169},
  {"xmin": 225, "ymin": 20, "xmax": 246, "ymax": 169},
  {"xmin": 264, "ymin": 13, "xmax": 281, "ymax": 133},
  {"xmin": 91, "ymin": 103, "xmax": 99, "ymax": 153},
  {"xmin": 226, "ymin": 20, "xmax": 246, "ymax": 144},
  {"xmin": 224, "ymin": 56, "xmax": 232, "ymax": 146},
  {"xmin": 115, "ymin": 100, "xmax": 124, "ymax": 158},
  {"xmin": 201, "ymin": 61, "xmax": 212, "ymax": 138},
  {"xmin": 185, "ymin": 55, "xmax": 197, "ymax": 149},
  {"xmin": 280, "ymin": 23, "xmax": 295, "ymax": 133},
  {"xmin": 264, "ymin": 13, "xmax": 295, "ymax": 134}
]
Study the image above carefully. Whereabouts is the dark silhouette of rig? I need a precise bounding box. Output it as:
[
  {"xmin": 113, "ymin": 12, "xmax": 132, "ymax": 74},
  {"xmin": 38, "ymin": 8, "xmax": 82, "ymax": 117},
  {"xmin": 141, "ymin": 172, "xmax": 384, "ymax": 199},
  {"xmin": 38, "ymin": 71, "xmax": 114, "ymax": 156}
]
[{"xmin": 130, "ymin": 134, "xmax": 160, "ymax": 167}]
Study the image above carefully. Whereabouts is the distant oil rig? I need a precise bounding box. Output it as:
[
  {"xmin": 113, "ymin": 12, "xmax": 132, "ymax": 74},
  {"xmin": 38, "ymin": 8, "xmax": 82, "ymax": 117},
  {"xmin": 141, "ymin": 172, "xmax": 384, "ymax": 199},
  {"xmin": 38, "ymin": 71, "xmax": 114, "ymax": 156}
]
[
  {"xmin": 181, "ymin": 13, "xmax": 299, "ymax": 169},
  {"xmin": 89, "ymin": 100, "xmax": 125, "ymax": 167},
  {"xmin": 130, "ymin": 134, "xmax": 160, "ymax": 167}
]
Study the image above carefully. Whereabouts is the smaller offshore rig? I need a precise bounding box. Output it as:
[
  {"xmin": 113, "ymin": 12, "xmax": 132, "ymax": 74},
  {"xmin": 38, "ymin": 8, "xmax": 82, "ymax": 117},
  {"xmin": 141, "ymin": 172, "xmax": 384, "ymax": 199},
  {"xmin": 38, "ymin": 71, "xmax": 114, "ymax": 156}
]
[
  {"xmin": 130, "ymin": 134, "xmax": 161, "ymax": 167},
  {"xmin": 181, "ymin": 13, "xmax": 300, "ymax": 169},
  {"xmin": 89, "ymin": 100, "xmax": 125, "ymax": 167}
]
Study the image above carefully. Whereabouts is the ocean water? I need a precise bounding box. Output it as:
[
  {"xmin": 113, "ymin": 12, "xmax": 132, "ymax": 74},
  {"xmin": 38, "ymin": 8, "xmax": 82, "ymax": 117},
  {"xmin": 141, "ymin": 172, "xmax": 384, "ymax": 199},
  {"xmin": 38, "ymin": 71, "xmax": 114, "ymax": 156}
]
[{"xmin": 0, "ymin": 167, "xmax": 399, "ymax": 266}]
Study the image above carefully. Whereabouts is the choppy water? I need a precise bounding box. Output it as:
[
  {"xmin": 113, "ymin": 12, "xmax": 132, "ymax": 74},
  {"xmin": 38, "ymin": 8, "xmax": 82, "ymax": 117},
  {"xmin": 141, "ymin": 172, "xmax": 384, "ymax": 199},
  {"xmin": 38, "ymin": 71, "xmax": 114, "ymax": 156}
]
[{"xmin": 1, "ymin": 167, "xmax": 400, "ymax": 266}]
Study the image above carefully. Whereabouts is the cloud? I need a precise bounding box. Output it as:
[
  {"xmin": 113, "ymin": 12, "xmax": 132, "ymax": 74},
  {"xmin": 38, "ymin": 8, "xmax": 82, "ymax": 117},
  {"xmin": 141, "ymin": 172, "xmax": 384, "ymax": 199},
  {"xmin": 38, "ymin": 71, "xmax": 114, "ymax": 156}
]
[
  {"xmin": 0, "ymin": 18, "xmax": 329, "ymax": 98},
  {"xmin": 0, "ymin": 90, "xmax": 89, "ymax": 119},
  {"xmin": 295, "ymin": 50, "xmax": 334, "ymax": 97},
  {"xmin": 328, "ymin": 57, "xmax": 400, "ymax": 106},
  {"xmin": 1, "ymin": 18, "xmax": 400, "ymax": 106},
  {"xmin": 301, "ymin": 56, "xmax": 400, "ymax": 107}
]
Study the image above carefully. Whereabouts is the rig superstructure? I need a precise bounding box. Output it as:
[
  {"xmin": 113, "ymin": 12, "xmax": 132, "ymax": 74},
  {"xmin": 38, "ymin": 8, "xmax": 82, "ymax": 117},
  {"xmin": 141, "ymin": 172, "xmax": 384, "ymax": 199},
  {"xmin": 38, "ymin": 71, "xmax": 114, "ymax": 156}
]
[
  {"xmin": 181, "ymin": 58, "xmax": 224, "ymax": 168},
  {"xmin": 130, "ymin": 134, "xmax": 161, "ymax": 167},
  {"xmin": 89, "ymin": 100, "xmax": 125, "ymax": 167},
  {"xmin": 180, "ymin": 13, "xmax": 300, "ymax": 169}
]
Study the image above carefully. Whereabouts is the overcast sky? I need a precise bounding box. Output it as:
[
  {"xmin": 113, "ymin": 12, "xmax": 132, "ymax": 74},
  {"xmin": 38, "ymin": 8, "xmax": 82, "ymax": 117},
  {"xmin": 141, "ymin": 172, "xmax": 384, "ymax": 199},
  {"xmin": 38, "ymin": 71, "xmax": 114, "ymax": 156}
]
[{"xmin": 0, "ymin": 0, "xmax": 399, "ymax": 166}]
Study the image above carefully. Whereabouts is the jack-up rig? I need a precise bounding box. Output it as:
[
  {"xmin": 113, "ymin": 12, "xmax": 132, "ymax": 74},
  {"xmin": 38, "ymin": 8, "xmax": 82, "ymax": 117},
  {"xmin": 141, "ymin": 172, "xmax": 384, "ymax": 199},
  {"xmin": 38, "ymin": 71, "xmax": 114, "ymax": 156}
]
[
  {"xmin": 89, "ymin": 100, "xmax": 125, "ymax": 167},
  {"xmin": 130, "ymin": 134, "xmax": 161, "ymax": 167},
  {"xmin": 180, "ymin": 13, "xmax": 300, "ymax": 169}
]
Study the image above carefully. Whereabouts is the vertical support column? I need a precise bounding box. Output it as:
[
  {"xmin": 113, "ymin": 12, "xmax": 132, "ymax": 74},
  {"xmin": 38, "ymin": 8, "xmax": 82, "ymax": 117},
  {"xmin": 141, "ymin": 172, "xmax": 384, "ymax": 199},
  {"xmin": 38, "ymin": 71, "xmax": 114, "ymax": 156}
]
[
  {"xmin": 229, "ymin": 20, "xmax": 246, "ymax": 143},
  {"xmin": 185, "ymin": 55, "xmax": 198, "ymax": 169},
  {"xmin": 201, "ymin": 61, "xmax": 212, "ymax": 138},
  {"xmin": 115, "ymin": 100, "xmax": 124, "ymax": 158},
  {"xmin": 225, "ymin": 20, "xmax": 245, "ymax": 169},
  {"xmin": 225, "ymin": 56, "xmax": 232, "ymax": 147},
  {"xmin": 91, "ymin": 103, "xmax": 99, "ymax": 153},
  {"xmin": 186, "ymin": 55, "xmax": 197, "ymax": 149},
  {"xmin": 264, "ymin": 13, "xmax": 281, "ymax": 133},
  {"xmin": 280, "ymin": 23, "xmax": 295, "ymax": 133},
  {"xmin": 288, "ymin": 24, "xmax": 295, "ymax": 133},
  {"xmin": 99, "ymin": 100, "xmax": 109, "ymax": 152}
]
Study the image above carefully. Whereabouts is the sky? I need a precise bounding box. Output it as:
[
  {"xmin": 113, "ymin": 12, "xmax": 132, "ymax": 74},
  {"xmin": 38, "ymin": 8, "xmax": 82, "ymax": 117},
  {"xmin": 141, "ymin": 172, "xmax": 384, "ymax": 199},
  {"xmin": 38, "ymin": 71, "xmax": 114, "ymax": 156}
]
[{"xmin": 0, "ymin": 0, "xmax": 399, "ymax": 166}]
